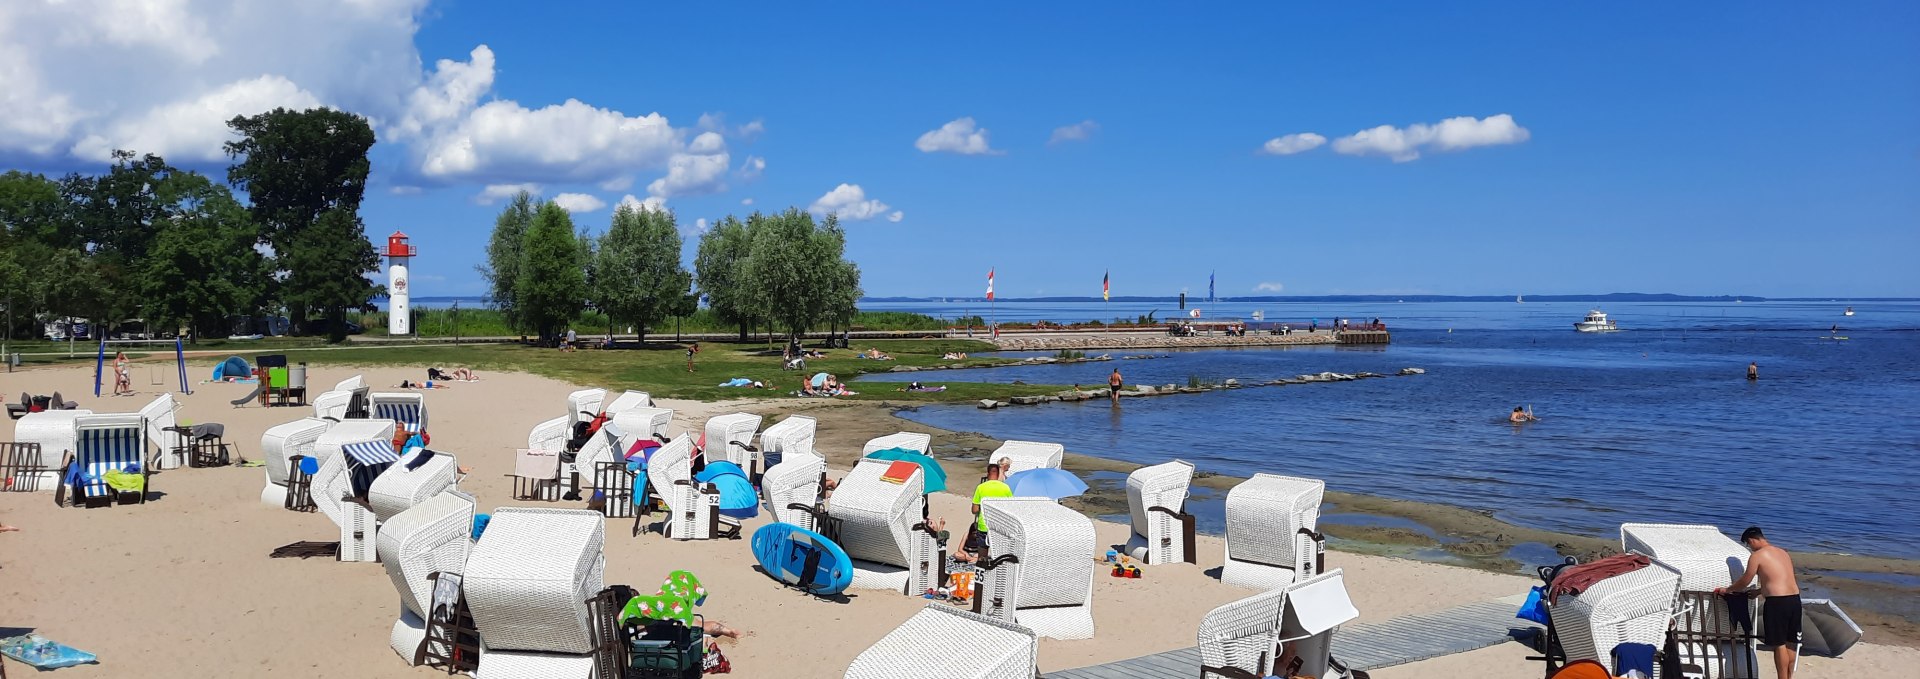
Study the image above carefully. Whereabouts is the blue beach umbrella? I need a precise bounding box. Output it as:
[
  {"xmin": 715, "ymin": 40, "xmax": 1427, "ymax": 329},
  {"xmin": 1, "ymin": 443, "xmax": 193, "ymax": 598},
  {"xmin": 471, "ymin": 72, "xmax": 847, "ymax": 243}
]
[
  {"xmin": 810, "ymin": 372, "xmax": 830, "ymax": 388},
  {"xmin": 862, "ymin": 447, "xmax": 948, "ymax": 493},
  {"xmin": 694, "ymin": 461, "xmax": 760, "ymax": 518},
  {"xmin": 1005, "ymin": 468, "xmax": 1089, "ymax": 500}
]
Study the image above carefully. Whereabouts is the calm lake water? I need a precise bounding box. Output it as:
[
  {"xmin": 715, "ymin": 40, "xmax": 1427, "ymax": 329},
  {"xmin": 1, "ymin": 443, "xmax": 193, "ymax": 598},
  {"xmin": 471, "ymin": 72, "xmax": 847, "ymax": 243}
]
[{"xmin": 858, "ymin": 301, "xmax": 1920, "ymax": 560}]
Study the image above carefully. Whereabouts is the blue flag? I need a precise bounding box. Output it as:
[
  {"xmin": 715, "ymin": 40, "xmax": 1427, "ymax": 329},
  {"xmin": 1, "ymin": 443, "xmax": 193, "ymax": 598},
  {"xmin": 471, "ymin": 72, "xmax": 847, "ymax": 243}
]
[{"xmin": 1209, "ymin": 271, "xmax": 1215, "ymax": 302}]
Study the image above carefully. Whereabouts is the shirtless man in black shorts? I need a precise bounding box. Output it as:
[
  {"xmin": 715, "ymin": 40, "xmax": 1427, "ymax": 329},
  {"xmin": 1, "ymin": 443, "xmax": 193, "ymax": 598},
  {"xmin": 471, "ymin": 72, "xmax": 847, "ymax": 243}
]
[{"xmin": 1718, "ymin": 526, "xmax": 1801, "ymax": 679}]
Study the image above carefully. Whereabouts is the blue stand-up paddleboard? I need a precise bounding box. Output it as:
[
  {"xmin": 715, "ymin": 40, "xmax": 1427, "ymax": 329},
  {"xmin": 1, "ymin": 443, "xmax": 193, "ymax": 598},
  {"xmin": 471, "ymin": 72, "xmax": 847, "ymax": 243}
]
[{"xmin": 752, "ymin": 522, "xmax": 853, "ymax": 596}]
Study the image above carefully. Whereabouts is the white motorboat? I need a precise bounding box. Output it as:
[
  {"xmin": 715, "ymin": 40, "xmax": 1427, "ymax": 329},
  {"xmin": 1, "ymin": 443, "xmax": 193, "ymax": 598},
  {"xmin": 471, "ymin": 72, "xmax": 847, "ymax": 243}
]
[
  {"xmin": 1844, "ymin": 306, "xmax": 1855, "ymax": 316},
  {"xmin": 1574, "ymin": 310, "xmax": 1619, "ymax": 333}
]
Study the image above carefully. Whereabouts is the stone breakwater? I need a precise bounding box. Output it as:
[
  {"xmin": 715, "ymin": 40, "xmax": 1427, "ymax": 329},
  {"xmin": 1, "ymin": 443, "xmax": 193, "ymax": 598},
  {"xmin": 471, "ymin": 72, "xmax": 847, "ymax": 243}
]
[
  {"xmin": 988, "ymin": 333, "xmax": 1339, "ymax": 351},
  {"xmin": 884, "ymin": 353, "xmax": 1170, "ymax": 374},
  {"xmin": 977, "ymin": 367, "xmax": 1426, "ymax": 409}
]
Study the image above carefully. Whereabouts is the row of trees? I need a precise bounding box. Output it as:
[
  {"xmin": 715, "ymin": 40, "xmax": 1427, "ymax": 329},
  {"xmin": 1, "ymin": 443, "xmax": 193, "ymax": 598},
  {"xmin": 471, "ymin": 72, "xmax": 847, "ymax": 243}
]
[
  {"xmin": 481, "ymin": 195, "xmax": 863, "ymax": 343},
  {"xmin": 0, "ymin": 107, "xmax": 382, "ymax": 343}
]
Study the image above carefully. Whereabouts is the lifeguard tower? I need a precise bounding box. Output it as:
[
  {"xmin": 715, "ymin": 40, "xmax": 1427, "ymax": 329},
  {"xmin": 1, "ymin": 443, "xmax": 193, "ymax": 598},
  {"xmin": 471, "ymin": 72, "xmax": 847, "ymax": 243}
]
[{"xmin": 385, "ymin": 232, "xmax": 417, "ymax": 335}]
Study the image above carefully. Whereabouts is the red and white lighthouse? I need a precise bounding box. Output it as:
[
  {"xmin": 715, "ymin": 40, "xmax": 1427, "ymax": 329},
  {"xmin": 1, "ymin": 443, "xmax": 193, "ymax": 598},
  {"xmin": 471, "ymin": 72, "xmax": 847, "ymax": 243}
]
[{"xmin": 384, "ymin": 232, "xmax": 417, "ymax": 335}]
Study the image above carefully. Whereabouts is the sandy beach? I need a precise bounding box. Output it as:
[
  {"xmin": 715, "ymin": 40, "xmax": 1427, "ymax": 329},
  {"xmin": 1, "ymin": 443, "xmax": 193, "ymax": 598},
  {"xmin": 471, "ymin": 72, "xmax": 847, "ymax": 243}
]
[{"xmin": 3, "ymin": 363, "xmax": 1913, "ymax": 678}]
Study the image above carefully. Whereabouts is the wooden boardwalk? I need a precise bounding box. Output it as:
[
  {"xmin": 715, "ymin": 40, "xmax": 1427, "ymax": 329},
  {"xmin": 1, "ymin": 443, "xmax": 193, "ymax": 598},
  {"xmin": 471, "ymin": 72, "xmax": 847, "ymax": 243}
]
[{"xmin": 1044, "ymin": 595, "xmax": 1535, "ymax": 678}]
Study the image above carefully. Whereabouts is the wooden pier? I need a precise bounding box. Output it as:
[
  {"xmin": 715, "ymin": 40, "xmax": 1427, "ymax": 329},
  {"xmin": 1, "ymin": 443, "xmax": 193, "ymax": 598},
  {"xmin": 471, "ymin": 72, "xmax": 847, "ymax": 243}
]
[{"xmin": 1337, "ymin": 330, "xmax": 1391, "ymax": 345}]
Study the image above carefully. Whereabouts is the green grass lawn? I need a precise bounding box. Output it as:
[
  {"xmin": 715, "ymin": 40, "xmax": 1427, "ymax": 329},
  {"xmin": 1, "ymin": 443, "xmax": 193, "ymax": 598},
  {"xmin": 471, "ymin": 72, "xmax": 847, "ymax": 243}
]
[{"xmin": 278, "ymin": 338, "xmax": 1069, "ymax": 403}]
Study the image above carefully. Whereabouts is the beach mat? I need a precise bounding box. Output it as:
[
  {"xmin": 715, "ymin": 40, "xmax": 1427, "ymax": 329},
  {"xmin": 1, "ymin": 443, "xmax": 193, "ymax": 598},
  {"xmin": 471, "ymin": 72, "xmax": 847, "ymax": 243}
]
[{"xmin": 270, "ymin": 541, "xmax": 339, "ymax": 559}]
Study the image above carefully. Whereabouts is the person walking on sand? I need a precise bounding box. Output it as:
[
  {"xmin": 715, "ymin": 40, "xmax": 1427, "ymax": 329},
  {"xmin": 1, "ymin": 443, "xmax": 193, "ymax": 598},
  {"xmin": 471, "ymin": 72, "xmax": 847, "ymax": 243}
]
[
  {"xmin": 1718, "ymin": 526, "xmax": 1801, "ymax": 679},
  {"xmin": 1108, "ymin": 368, "xmax": 1123, "ymax": 404},
  {"xmin": 1748, "ymin": 362, "xmax": 1759, "ymax": 381}
]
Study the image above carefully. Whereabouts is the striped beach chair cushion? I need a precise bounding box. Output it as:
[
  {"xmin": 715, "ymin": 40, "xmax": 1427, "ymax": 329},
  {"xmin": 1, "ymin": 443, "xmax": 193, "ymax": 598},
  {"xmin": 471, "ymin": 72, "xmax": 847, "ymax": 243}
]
[
  {"xmin": 72, "ymin": 423, "xmax": 144, "ymax": 498},
  {"xmin": 344, "ymin": 440, "xmax": 402, "ymax": 466},
  {"xmin": 374, "ymin": 402, "xmax": 422, "ymax": 429}
]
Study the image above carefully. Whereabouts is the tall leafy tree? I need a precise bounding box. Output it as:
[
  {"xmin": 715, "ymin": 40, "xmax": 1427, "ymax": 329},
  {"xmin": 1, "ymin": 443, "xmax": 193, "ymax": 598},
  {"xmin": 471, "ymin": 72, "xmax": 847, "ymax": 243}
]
[
  {"xmin": 140, "ymin": 175, "xmax": 269, "ymax": 340},
  {"xmin": 593, "ymin": 205, "xmax": 693, "ymax": 343},
  {"xmin": 479, "ymin": 191, "xmax": 536, "ymax": 333},
  {"xmin": 0, "ymin": 170, "xmax": 72, "ymax": 247},
  {"xmin": 283, "ymin": 208, "xmax": 381, "ymax": 342},
  {"xmin": 741, "ymin": 209, "xmax": 843, "ymax": 340},
  {"xmin": 515, "ymin": 201, "xmax": 587, "ymax": 343},
  {"xmin": 816, "ymin": 217, "xmax": 864, "ymax": 335},
  {"xmin": 224, "ymin": 107, "xmax": 376, "ymax": 329},
  {"xmin": 694, "ymin": 215, "xmax": 759, "ymax": 340}
]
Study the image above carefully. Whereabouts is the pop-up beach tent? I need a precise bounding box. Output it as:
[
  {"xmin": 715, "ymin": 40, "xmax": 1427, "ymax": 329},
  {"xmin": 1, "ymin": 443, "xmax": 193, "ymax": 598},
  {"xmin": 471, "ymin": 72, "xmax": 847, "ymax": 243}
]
[{"xmin": 211, "ymin": 356, "xmax": 253, "ymax": 381}]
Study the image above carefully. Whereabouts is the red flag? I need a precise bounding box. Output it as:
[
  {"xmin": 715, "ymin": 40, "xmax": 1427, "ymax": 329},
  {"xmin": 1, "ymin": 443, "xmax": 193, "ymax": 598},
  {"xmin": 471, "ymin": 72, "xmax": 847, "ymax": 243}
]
[
  {"xmin": 1103, "ymin": 270, "xmax": 1110, "ymax": 301},
  {"xmin": 986, "ymin": 268, "xmax": 995, "ymax": 301}
]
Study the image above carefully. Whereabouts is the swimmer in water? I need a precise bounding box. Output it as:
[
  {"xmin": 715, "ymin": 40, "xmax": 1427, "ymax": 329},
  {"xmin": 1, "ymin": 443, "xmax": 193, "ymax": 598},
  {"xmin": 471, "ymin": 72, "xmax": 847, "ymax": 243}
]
[{"xmin": 1509, "ymin": 406, "xmax": 1537, "ymax": 424}]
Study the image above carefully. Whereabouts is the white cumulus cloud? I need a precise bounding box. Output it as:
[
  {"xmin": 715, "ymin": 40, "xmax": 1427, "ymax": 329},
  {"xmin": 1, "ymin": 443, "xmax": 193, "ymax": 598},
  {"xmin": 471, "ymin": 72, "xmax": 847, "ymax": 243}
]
[
  {"xmin": 887, "ymin": 211, "xmax": 904, "ymax": 223},
  {"xmin": 473, "ymin": 183, "xmax": 540, "ymax": 205},
  {"xmin": 1331, "ymin": 114, "xmax": 1530, "ymax": 162},
  {"xmin": 915, "ymin": 117, "xmax": 999, "ymax": 155},
  {"xmin": 1259, "ymin": 133, "xmax": 1326, "ymax": 156},
  {"xmin": 694, "ymin": 218, "xmax": 709, "ymax": 232},
  {"xmin": 808, "ymin": 184, "xmax": 895, "ymax": 221},
  {"xmin": 1254, "ymin": 282, "xmax": 1285, "ymax": 293},
  {"xmin": 643, "ymin": 131, "xmax": 729, "ymax": 199},
  {"xmin": 553, "ymin": 193, "xmax": 606, "ymax": 213},
  {"xmin": 1049, "ymin": 120, "xmax": 1098, "ymax": 145},
  {"xmin": 740, "ymin": 198, "xmax": 753, "ymax": 206},
  {"xmin": 736, "ymin": 155, "xmax": 765, "ymax": 180},
  {"xmin": 617, "ymin": 194, "xmax": 668, "ymax": 214}
]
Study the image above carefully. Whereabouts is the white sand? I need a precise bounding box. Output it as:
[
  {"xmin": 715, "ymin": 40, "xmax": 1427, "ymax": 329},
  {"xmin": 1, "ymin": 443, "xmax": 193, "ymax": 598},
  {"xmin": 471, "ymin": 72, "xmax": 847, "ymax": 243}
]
[{"xmin": 2, "ymin": 364, "xmax": 1910, "ymax": 677}]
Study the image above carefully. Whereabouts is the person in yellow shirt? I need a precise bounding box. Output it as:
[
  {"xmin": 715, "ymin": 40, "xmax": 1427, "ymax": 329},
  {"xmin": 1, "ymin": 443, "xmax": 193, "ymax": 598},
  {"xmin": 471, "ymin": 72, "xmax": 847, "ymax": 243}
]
[{"xmin": 965, "ymin": 459, "xmax": 1014, "ymax": 557}]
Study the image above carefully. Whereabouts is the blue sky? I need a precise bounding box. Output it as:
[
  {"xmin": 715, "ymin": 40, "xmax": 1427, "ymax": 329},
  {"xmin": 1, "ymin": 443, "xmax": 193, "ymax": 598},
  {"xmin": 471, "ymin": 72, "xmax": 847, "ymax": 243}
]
[{"xmin": 5, "ymin": 1, "xmax": 1917, "ymax": 297}]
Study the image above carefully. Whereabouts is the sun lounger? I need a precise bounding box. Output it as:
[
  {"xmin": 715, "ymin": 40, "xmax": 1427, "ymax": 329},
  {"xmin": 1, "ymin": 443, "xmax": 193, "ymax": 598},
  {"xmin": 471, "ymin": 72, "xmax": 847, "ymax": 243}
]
[
  {"xmin": 260, "ymin": 417, "xmax": 332, "ymax": 506},
  {"xmin": 846, "ymin": 605, "xmax": 1038, "ymax": 679},
  {"xmin": 1547, "ymin": 560, "xmax": 1682, "ymax": 668},
  {"xmin": 759, "ymin": 414, "xmax": 817, "ymax": 469},
  {"xmin": 464, "ymin": 507, "xmax": 606, "ymax": 655},
  {"xmin": 370, "ymin": 392, "xmax": 428, "ymax": 433},
  {"xmin": 377, "ymin": 490, "xmax": 476, "ymax": 664},
  {"xmin": 8, "ymin": 409, "xmax": 91, "ymax": 493},
  {"xmin": 61, "ymin": 413, "xmax": 150, "ymax": 508},
  {"xmin": 831, "ymin": 457, "xmax": 943, "ymax": 595},
  {"xmin": 1123, "ymin": 459, "xmax": 1196, "ymax": 565},
  {"xmin": 1200, "ymin": 568, "xmax": 1365, "ymax": 679},
  {"xmin": 312, "ymin": 419, "xmax": 398, "ymax": 562},
  {"xmin": 643, "ymin": 437, "xmax": 738, "ymax": 540},
  {"xmin": 1620, "ymin": 523, "xmax": 1761, "ymax": 679},
  {"xmin": 761, "ymin": 452, "xmax": 828, "ymax": 532},
  {"xmin": 863, "ymin": 431, "xmax": 931, "ymax": 455},
  {"xmin": 368, "ymin": 452, "xmax": 459, "ymax": 522},
  {"xmin": 136, "ymin": 394, "xmax": 189, "ymax": 470},
  {"xmin": 702, "ymin": 411, "xmax": 764, "ymax": 474},
  {"xmin": 974, "ymin": 497, "xmax": 1097, "ymax": 640},
  {"xmin": 988, "ymin": 440, "xmax": 1064, "ymax": 475},
  {"xmin": 1222, "ymin": 473, "xmax": 1326, "ymax": 590}
]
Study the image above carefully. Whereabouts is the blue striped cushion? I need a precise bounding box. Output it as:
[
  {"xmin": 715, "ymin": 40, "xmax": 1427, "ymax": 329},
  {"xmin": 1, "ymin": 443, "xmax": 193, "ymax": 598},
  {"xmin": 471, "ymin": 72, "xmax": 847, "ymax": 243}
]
[{"xmin": 344, "ymin": 440, "xmax": 401, "ymax": 466}]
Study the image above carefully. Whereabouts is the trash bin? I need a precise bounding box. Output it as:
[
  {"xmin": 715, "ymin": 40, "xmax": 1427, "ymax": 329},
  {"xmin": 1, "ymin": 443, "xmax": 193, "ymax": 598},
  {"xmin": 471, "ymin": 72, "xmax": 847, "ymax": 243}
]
[{"xmin": 289, "ymin": 363, "xmax": 307, "ymax": 390}]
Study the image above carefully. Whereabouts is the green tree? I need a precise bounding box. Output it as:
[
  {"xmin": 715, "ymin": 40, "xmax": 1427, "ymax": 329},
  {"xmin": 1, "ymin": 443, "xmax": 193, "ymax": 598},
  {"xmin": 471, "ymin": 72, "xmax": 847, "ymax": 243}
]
[
  {"xmin": 282, "ymin": 208, "xmax": 381, "ymax": 342},
  {"xmin": 224, "ymin": 107, "xmax": 376, "ymax": 330},
  {"xmin": 515, "ymin": 201, "xmax": 587, "ymax": 343},
  {"xmin": 479, "ymin": 191, "xmax": 536, "ymax": 333},
  {"xmin": 694, "ymin": 215, "xmax": 759, "ymax": 340},
  {"xmin": 817, "ymin": 218, "xmax": 864, "ymax": 335},
  {"xmin": 741, "ymin": 209, "xmax": 845, "ymax": 340},
  {"xmin": 0, "ymin": 170, "xmax": 72, "ymax": 247},
  {"xmin": 140, "ymin": 175, "xmax": 269, "ymax": 341},
  {"xmin": 593, "ymin": 205, "xmax": 693, "ymax": 343}
]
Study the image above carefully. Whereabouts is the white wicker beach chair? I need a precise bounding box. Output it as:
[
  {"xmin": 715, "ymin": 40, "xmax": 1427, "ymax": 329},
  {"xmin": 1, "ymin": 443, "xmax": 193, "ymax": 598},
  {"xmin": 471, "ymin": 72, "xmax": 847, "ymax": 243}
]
[
  {"xmin": 1276, "ymin": 569, "xmax": 1363, "ymax": 679},
  {"xmin": 1198, "ymin": 585, "xmax": 1290, "ymax": 678},
  {"xmin": 831, "ymin": 457, "xmax": 943, "ymax": 595},
  {"xmin": 312, "ymin": 419, "xmax": 397, "ymax": 562},
  {"xmin": 600, "ymin": 389, "xmax": 652, "ymax": 414},
  {"xmin": 761, "ymin": 452, "xmax": 827, "ymax": 531},
  {"xmin": 475, "ymin": 648, "xmax": 595, "ymax": 679},
  {"xmin": 863, "ymin": 431, "xmax": 931, "ymax": 455},
  {"xmin": 65, "ymin": 413, "xmax": 149, "ymax": 507},
  {"xmin": 527, "ymin": 388, "xmax": 608, "ymax": 454},
  {"xmin": 846, "ymin": 605, "xmax": 1038, "ymax": 679},
  {"xmin": 312, "ymin": 375, "xmax": 365, "ymax": 420},
  {"xmin": 260, "ymin": 417, "xmax": 331, "ymax": 505},
  {"xmin": 367, "ymin": 452, "xmax": 460, "ymax": 522},
  {"xmin": 464, "ymin": 507, "xmax": 606, "ymax": 654},
  {"xmin": 1547, "ymin": 560, "xmax": 1683, "ymax": 666},
  {"xmin": 975, "ymin": 497, "xmax": 1097, "ymax": 640},
  {"xmin": 702, "ymin": 411, "xmax": 764, "ymax": 473},
  {"xmin": 643, "ymin": 437, "xmax": 736, "ymax": 540},
  {"xmin": 989, "ymin": 440, "xmax": 1064, "ymax": 475},
  {"xmin": 1123, "ymin": 459, "xmax": 1196, "ymax": 565},
  {"xmin": 1621, "ymin": 523, "xmax": 1760, "ymax": 679},
  {"xmin": 1222, "ymin": 474, "xmax": 1326, "ymax": 590},
  {"xmin": 759, "ymin": 414, "xmax": 817, "ymax": 468},
  {"xmin": 10, "ymin": 409, "xmax": 91, "ymax": 493},
  {"xmin": 136, "ymin": 394, "xmax": 188, "ymax": 470},
  {"xmin": 377, "ymin": 490, "xmax": 476, "ymax": 664},
  {"xmin": 578, "ymin": 406, "xmax": 675, "ymax": 475},
  {"xmin": 370, "ymin": 392, "xmax": 428, "ymax": 433}
]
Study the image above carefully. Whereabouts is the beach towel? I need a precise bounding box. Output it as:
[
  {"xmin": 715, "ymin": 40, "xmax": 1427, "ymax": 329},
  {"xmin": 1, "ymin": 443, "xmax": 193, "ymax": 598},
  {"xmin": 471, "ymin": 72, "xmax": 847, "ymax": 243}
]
[
  {"xmin": 1548, "ymin": 553, "xmax": 1650, "ymax": 604},
  {"xmin": 471, "ymin": 513, "xmax": 491, "ymax": 540},
  {"xmin": 1611, "ymin": 642, "xmax": 1655, "ymax": 677},
  {"xmin": 103, "ymin": 469, "xmax": 145, "ymax": 494},
  {"xmin": 879, "ymin": 460, "xmax": 918, "ymax": 485},
  {"xmin": 620, "ymin": 570, "xmax": 708, "ymax": 627},
  {"xmin": 718, "ymin": 378, "xmax": 754, "ymax": 387},
  {"xmin": 0, "ymin": 633, "xmax": 98, "ymax": 669},
  {"xmin": 1722, "ymin": 591, "xmax": 1753, "ymax": 634}
]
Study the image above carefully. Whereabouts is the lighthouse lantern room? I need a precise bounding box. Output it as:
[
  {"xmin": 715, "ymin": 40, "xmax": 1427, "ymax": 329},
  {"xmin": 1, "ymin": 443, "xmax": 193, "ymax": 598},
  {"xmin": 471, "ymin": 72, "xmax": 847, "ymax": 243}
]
[{"xmin": 385, "ymin": 232, "xmax": 416, "ymax": 335}]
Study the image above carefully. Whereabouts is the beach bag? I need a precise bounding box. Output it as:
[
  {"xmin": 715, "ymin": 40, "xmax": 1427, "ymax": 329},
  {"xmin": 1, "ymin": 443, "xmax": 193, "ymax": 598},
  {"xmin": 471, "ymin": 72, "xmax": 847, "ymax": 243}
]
[
  {"xmin": 626, "ymin": 619, "xmax": 702, "ymax": 678},
  {"xmin": 1516, "ymin": 585, "xmax": 1551, "ymax": 625}
]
